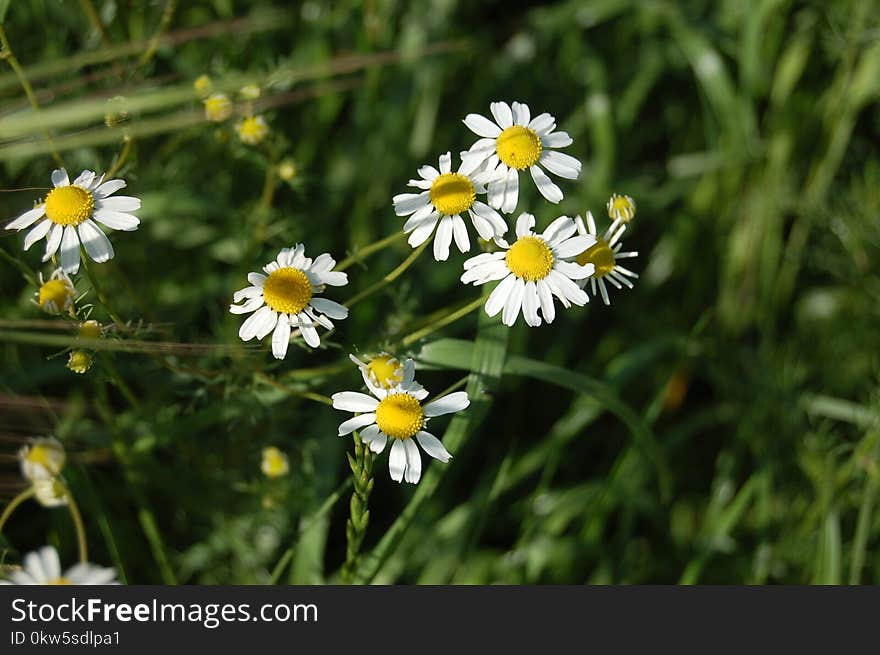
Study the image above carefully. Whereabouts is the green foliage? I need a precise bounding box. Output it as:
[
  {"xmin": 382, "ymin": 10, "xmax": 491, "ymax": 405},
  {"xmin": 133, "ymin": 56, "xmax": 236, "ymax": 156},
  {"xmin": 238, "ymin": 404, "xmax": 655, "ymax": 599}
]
[{"xmin": 1, "ymin": 0, "xmax": 879, "ymax": 584}]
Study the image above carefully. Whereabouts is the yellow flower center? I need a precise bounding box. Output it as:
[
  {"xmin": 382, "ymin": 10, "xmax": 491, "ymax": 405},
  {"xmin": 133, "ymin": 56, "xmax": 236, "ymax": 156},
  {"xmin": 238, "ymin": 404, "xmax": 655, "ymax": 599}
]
[
  {"xmin": 577, "ymin": 237, "xmax": 615, "ymax": 277},
  {"xmin": 375, "ymin": 393, "xmax": 424, "ymax": 440},
  {"xmin": 38, "ymin": 279, "xmax": 74, "ymax": 311},
  {"xmin": 367, "ymin": 355, "xmax": 403, "ymax": 389},
  {"xmin": 44, "ymin": 185, "xmax": 94, "ymax": 227},
  {"xmin": 26, "ymin": 445, "xmax": 55, "ymax": 468},
  {"xmin": 49, "ymin": 577, "xmax": 72, "ymax": 585},
  {"xmin": 67, "ymin": 350, "xmax": 93, "ymax": 374},
  {"xmin": 429, "ymin": 173, "xmax": 476, "ymax": 216},
  {"xmin": 204, "ymin": 94, "xmax": 232, "ymax": 122},
  {"xmin": 505, "ymin": 236, "xmax": 554, "ymax": 281},
  {"xmin": 496, "ymin": 126, "xmax": 542, "ymax": 170},
  {"xmin": 237, "ymin": 116, "xmax": 268, "ymax": 144},
  {"xmin": 608, "ymin": 195, "xmax": 636, "ymax": 222},
  {"xmin": 78, "ymin": 320, "xmax": 102, "ymax": 339},
  {"xmin": 262, "ymin": 267, "xmax": 313, "ymax": 315},
  {"xmin": 261, "ymin": 447, "xmax": 289, "ymax": 478}
]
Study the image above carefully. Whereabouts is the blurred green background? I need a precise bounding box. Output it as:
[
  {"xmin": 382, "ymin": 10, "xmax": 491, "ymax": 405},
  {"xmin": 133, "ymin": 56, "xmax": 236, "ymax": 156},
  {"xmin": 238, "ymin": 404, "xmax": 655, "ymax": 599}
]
[{"xmin": 1, "ymin": 0, "xmax": 879, "ymax": 584}]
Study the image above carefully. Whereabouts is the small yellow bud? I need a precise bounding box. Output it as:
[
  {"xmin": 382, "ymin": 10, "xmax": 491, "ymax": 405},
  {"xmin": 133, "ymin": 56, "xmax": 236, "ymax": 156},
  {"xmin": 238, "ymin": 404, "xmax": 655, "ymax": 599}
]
[
  {"xmin": 607, "ymin": 193, "xmax": 637, "ymax": 223},
  {"xmin": 261, "ymin": 446, "xmax": 289, "ymax": 478},
  {"xmin": 194, "ymin": 74, "xmax": 213, "ymax": 97},
  {"xmin": 235, "ymin": 115, "xmax": 269, "ymax": 145},
  {"xmin": 204, "ymin": 93, "xmax": 232, "ymax": 122},
  {"xmin": 78, "ymin": 320, "xmax": 102, "ymax": 340},
  {"xmin": 277, "ymin": 159, "xmax": 298, "ymax": 181},
  {"xmin": 240, "ymin": 83, "xmax": 261, "ymax": 101},
  {"xmin": 67, "ymin": 350, "xmax": 93, "ymax": 374}
]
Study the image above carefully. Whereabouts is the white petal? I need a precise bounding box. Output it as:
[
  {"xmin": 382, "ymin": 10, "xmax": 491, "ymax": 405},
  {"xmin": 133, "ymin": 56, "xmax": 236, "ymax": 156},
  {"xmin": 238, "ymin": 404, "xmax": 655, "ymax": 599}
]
[
  {"xmin": 522, "ymin": 281, "xmax": 541, "ymax": 327},
  {"xmin": 239, "ymin": 305, "xmax": 274, "ymax": 340},
  {"xmin": 548, "ymin": 270, "xmax": 589, "ymax": 306},
  {"xmin": 501, "ymin": 167, "xmax": 519, "ymax": 214},
  {"xmin": 332, "ymin": 391, "xmax": 380, "ymax": 412},
  {"xmin": 416, "ymin": 431, "xmax": 452, "ymax": 463},
  {"xmin": 511, "ymin": 101, "xmax": 531, "ymax": 126},
  {"xmin": 554, "ymin": 235, "xmax": 595, "ymax": 259},
  {"xmin": 528, "ymin": 113, "xmax": 556, "ymax": 133},
  {"xmin": 401, "ymin": 359, "xmax": 416, "ymax": 388},
  {"xmin": 393, "ymin": 192, "xmax": 430, "ymax": 216},
  {"xmin": 51, "ymin": 169, "xmax": 69, "ymax": 187},
  {"xmin": 407, "ymin": 216, "xmax": 438, "ymax": 248},
  {"xmin": 418, "ymin": 165, "xmax": 440, "ymax": 181},
  {"xmin": 6, "ymin": 205, "xmax": 45, "ymax": 230},
  {"xmin": 463, "ymin": 113, "xmax": 502, "ymax": 138},
  {"xmin": 95, "ymin": 179, "xmax": 126, "ymax": 197},
  {"xmin": 537, "ymin": 280, "xmax": 556, "ymax": 323},
  {"xmin": 403, "ymin": 439, "xmax": 422, "ymax": 484},
  {"xmin": 471, "ymin": 201, "xmax": 508, "ymax": 237},
  {"xmin": 338, "ymin": 413, "xmax": 377, "ymax": 436},
  {"xmin": 515, "ymin": 212, "xmax": 536, "ymax": 237},
  {"xmin": 97, "ymin": 196, "xmax": 141, "ymax": 212},
  {"xmin": 271, "ymin": 318, "xmax": 291, "ymax": 359},
  {"xmin": 310, "ymin": 297, "xmax": 348, "ymax": 319},
  {"xmin": 502, "ymin": 277, "xmax": 525, "ymax": 326},
  {"xmin": 530, "ymin": 165, "xmax": 563, "ymax": 203},
  {"xmin": 438, "ymin": 152, "xmax": 452, "ymax": 174},
  {"xmin": 59, "ymin": 226, "xmax": 81, "ymax": 274},
  {"xmin": 424, "ymin": 391, "xmax": 470, "ymax": 417},
  {"xmin": 389, "ymin": 439, "xmax": 406, "ymax": 482},
  {"xmin": 540, "ymin": 151, "xmax": 581, "ymax": 180},
  {"xmin": 359, "ymin": 424, "xmax": 381, "ymax": 442},
  {"xmin": 92, "ymin": 209, "xmax": 140, "ymax": 231},
  {"xmin": 229, "ymin": 296, "xmax": 264, "ymax": 314},
  {"xmin": 248, "ymin": 272, "xmax": 267, "ymax": 287},
  {"xmin": 433, "ymin": 216, "xmax": 453, "ymax": 261},
  {"xmin": 23, "ymin": 219, "xmax": 51, "ymax": 250},
  {"xmin": 484, "ymin": 273, "xmax": 516, "ymax": 317},
  {"xmin": 490, "ymin": 101, "xmax": 513, "ymax": 129},
  {"xmin": 73, "ymin": 170, "xmax": 95, "ymax": 187},
  {"xmin": 542, "ymin": 131, "xmax": 573, "ymax": 148},
  {"xmin": 369, "ymin": 433, "xmax": 387, "ymax": 454},
  {"xmin": 78, "ymin": 220, "xmax": 114, "ymax": 263},
  {"xmin": 42, "ymin": 223, "xmax": 63, "ymax": 260},
  {"xmin": 542, "ymin": 216, "xmax": 575, "ymax": 243},
  {"xmin": 402, "ymin": 203, "xmax": 437, "ymax": 231},
  {"xmin": 297, "ymin": 313, "xmax": 320, "ymax": 348},
  {"xmin": 451, "ymin": 215, "xmax": 470, "ymax": 253}
]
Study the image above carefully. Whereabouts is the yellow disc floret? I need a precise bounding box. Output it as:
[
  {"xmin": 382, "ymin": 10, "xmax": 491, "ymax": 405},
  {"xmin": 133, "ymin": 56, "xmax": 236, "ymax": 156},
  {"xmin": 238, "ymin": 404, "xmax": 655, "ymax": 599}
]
[
  {"xmin": 577, "ymin": 237, "xmax": 615, "ymax": 277},
  {"xmin": 262, "ymin": 267, "xmax": 313, "ymax": 315},
  {"xmin": 505, "ymin": 236, "xmax": 554, "ymax": 281},
  {"xmin": 261, "ymin": 446, "xmax": 289, "ymax": 478},
  {"xmin": 236, "ymin": 116, "xmax": 269, "ymax": 145},
  {"xmin": 366, "ymin": 355, "xmax": 403, "ymax": 389},
  {"xmin": 429, "ymin": 173, "xmax": 476, "ymax": 216},
  {"xmin": 44, "ymin": 185, "xmax": 94, "ymax": 227},
  {"xmin": 375, "ymin": 393, "xmax": 424, "ymax": 440},
  {"xmin": 496, "ymin": 126, "xmax": 542, "ymax": 170}
]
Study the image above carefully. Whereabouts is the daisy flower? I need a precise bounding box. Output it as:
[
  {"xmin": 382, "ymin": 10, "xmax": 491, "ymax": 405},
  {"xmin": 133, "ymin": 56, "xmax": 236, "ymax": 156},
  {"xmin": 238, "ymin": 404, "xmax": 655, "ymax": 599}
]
[
  {"xmin": 236, "ymin": 115, "xmax": 269, "ymax": 145},
  {"xmin": 229, "ymin": 245, "xmax": 349, "ymax": 357},
  {"xmin": 5, "ymin": 168, "xmax": 141, "ymax": 275},
  {"xmin": 261, "ymin": 446, "xmax": 289, "ymax": 478},
  {"xmin": 461, "ymin": 101, "xmax": 582, "ymax": 212},
  {"xmin": 331, "ymin": 359, "xmax": 468, "ymax": 484},
  {"xmin": 607, "ymin": 193, "xmax": 637, "ymax": 223},
  {"xmin": 34, "ymin": 268, "xmax": 76, "ymax": 315},
  {"xmin": 393, "ymin": 152, "xmax": 507, "ymax": 261},
  {"xmin": 18, "ymin": 437, "xmax": 65, "ymax": 482},
  {"xmin": 1, "ymin": 546, "xmax": 118, "ymax": 585},
  {"xmin": 461, "ymin": 213, "xmax": 595, "ymax": 327},
  {"xmin": 204, "ymin": 93, "xmax": 232, "ymax": 121},
  {"xmin": 67, "ymin": 350, "xmax": 93, "ymax": 374},
  {"xmin": 33, "ymin": 478, "xmax": 69, "ymax": 508},
  {"xmin": 349, "ymin": 352, "xmax": 404, "ymax": 391},
  {"xmin": 573, "ymin": 211, "xmax": 639, "ymax": 305}
]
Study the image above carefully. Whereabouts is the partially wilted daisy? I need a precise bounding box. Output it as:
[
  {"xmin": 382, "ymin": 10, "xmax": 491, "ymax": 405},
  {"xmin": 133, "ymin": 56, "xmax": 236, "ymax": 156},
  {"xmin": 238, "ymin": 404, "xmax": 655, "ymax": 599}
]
[
  {"xmin": 461, "ymin": 101, "xmax": 581, "ymax": 212},
  {"xmin": 6, "ymin": 169, "xmax": 141, "ymax": 274},
  {"xmin": 34, "ymin": 268, "xmax": 76, "ymax": 315},
  {"xmin": 204, "ymin": 93, "xmax": 232, "ymax": 121},
  {"xmin": 230, "ymin": 245, "xmax": 349, "ymax": 356},
  {"xmin": 236, "ymin": 115, "xmax": 269, "ymax": 145},
  {"xmin": 461, "ymin": 213, "xmax": 595, "ymax": 327},
  {"xmin": 0, "ymin": 546, "xmax": 118, "ymax": 585},
  {"xmin": 574, "ymin": 211, "xmax": 639, "ymax": 305},
  {"xmin": 261, "ymin": 446, "xmax": 289, "ymax": 478},
  {"xmin": 607, "ymin": 193, "xmax": 636, "ymax": 223},
  {"xmin": 393, "ymin": 152, "xmax": 506, "ymax": 261},
  {"xmin": 18, "ymin": 437, "xmax": 65, "ymax": 482},
  {"xmin": 332, "ymin": 359, "xmax": 467, "ymax": 484}
]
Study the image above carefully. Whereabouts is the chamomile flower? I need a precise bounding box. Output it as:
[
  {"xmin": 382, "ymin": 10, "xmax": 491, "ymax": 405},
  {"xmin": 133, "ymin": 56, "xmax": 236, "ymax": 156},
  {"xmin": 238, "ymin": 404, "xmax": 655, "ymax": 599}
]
[
  {"xmin": 349, "ymin": 353, "xmax": 403, "ymax": 390},
  {"xmin": 18, "ymin": 437, "xmax": 65, "ymax": 482},
  {"xmin": 230, "ymin": 245, "xmax": 349, "ymax": 357},
  {"xmin": 0, "ymin": 546, "xmax": 118, "ymax": 585},
  {"xmin": 236, "ymin": 115, "xmax": 269, "ymax": 145},
  {"xmin": 331, "ymin": 359, "xmax": 467, "ymax": 484},
  {"xmin": 261, "ymin": 446, "xmax": 289, "ymax": 478},
  {"xmin": 34, "ymin": 268, "xmax": 76, "ymax": 315},
  {"xmin": 393, "ymin": 152, "xmax": 507, "ymax": 261},
  {"xmin": 607, "ymin": 193, "xmax": 636, "ymax": 223},
  {"xmin": 461, "ymin": 213, "xmax": 595, "ymax": 327},
  {"xmin": 461, "ymin": 101, "xmax": 581, "ymax": 212},
  {"xmin": 204, "ymin": 93, "xmax": 232, "ymax": 121},
  {"xmin": 6, "ymin": 169, "xmax": 141, "ymax": 275},
  {"xmin": 67, "ymin": 350, "xmax": 93, "ymax": 374},
  {"xmin": 33, "ymin": 478, "xmax": 69, "ymax": 508},
  {"xmin": 573, "ymin": 211, "xmax": 639, "ymax": 305}
]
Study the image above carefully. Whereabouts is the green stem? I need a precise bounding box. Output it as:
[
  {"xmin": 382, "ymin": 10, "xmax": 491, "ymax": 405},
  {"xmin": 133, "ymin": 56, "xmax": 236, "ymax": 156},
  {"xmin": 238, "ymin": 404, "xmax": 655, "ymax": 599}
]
[
  {"xmin": 0, "ymin": 24, "xmax": 65, "ymax": 167},
  {"xmin": 849, "ymin": 433, "xmax": 879, "ymax": 584},
  {"xmin": 61, "ymin": 484, "xmax": 89, "ymax": 564},
  {"xmin": 138, "ymin": 0, "xmax": 178, "ymax": 68},
  {"xmin": 401, "ymin": 296, "xmax": 484, "ymax": 347},
  {"xmin": 341, "ymin": 432, "xmax": 373, "ymax": 583},
  {"xmin": 106, "ymin": 136, "xmax": 133, "ymax": 178},
  {"xmin": 0, "ymin": 488, "xmax": 36, "ymax": 535},
  {"xmin": 337, "ymin": 231, "xmax": 407, "ymax": 271},
  {"xmin": 80, "ymin": 255, "xmax": 125, "ymax": 328},
  {"xmin": 344, "ymin": 241, "xmax": 428, "ymax": 307}
]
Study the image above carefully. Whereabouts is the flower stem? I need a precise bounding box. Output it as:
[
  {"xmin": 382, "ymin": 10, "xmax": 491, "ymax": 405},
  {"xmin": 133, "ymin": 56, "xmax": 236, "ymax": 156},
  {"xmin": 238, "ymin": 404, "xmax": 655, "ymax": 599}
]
[
  {"xmin": 341, "ymin": 433, "xmax": 373, "ymax": 583},
  {"xmin": 337, "ymin": 231, "xmax": 408, "ymax": 271},
  {"xmin": 80, "ymin": 255, "xmax": 125, "ymax": 328},
  {"xmin": 61, "ymin": 484, "xmax": 89, "ymax": 564},
  {"xmin": 401, "ymin": 296, "xmax": 484, "ymax": 347},
  {"xmin": 0, "ymin": 487, "xmax": 36, "ymax": 536},
  {"xmin": 343, "ymin": 240, "xmax": 428, "ymax": 307}
]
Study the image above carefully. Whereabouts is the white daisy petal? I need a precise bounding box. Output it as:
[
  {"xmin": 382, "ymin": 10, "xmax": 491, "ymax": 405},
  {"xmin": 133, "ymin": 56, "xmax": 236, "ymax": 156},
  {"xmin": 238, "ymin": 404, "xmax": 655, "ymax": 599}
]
[
  {"xmin": 271, "ymin": 318, "xmax": 291, "ymax": 359},
  {"xmin": 537, "ymin": 280, "xmax": 556, "ymax": 323},
  {"xmin": 59, "ymin": 226, "xmax": 81, "ymax": 274},
  {"xmin": 416, "ymin": 431, "xmax": 452, "ymax": 463},
  {"xmin": 463, "ymin": 113, "xmax": 502, "ymax": 138},
  {"xmin": 95, "ymin": 179, "xmax": 126, "ymax": 197},
  {"xmin": 511, "ymin": 101, "xmax": 531, "ymax": 126},
  {"xmin": 389, "ymin": 440, "xmax": 406, "ymax": 483},
  {"xmin": 515, "ymin": 212, "xmax": 536, "ymax": 237},
  {"xmin": 439, "ymin": 152, "xmax": 452, "ymax": 174},
  {"xmin": 51, "ymin": 169, "xmax": 69, "ymax": 187},
  {"xmin": 92, "ymin": 209, "xmax": 140, "ymax": 231},
  {"xmin": 77, "ymin": 220, "xmax": 114, "ymax": 264},
  {"xmin": 407, "ymin": 215, "xmax": 438, "ymax": 248},
  {"xmin": 433, "ymin": 216, "xmax": 453, "ymax": 261},
  {"xmin": 310, "ymin": 297, "xmax": 348, "ymax": 319},
  {"xmin": 368, "ymin": 433, "xmax": 388, "ymax": 454},
  {"xmin": 554, "ymin": 235, "xmax": 595, "ymax": 258},
  {"xmin": 393, "ymin": 191, "xmax": 430, "ymax": 216},
  {"xmin": 522, "ymin": 281, "xmax": 542, "ymax": 327},
  {"xmin": 539, "ymin": 151, "xmax": 582, "ymax": 180},
  {"xmin": 542, "ymin": 131, "xmax": 573, "ymax": 148},
  {"xmin": 42, "ymin": 224, "xmax": 63, "ymax": 260},
  {"xmin": 530, "ymin": 165, "xmax": 564, "ymax": 203},
  {"xmin": 338, "ymin": 413, "xmax": 378, "ymax": 436},
  {"xmin": 490, "ymin": 101, "xmax": 513, "ymax": 129},
  {"xmin": 502, "ymin": 277, "xmax": 525, "ymax": 326},
  {"xmin": 424, "ymin": 391, "xmax": 470, "ymax": 417},
  {"xmin": 23, "ymin": 219, "xmax": 52, "ymax": 250},
  {"xmin": 501, "ymin": 167, "xmax": 519, "ymax": 214},
  {"xmin": 451, "ymin": 215, "xmax": 470, "ymax": 253},
  {"xmin": 403, "ymin": 439, "xmax": 422, "ymax": 484},
  {"xmin": 6, "ymin": 205, "xmax": 45, "ymax": 230},
  {"xmin": 484, "ymin": 273, "xmax": 516, "ymax": 316},
  {"xmin": 528, "ymin": 113, "xmax": 555, "ymax": 134},
  {"xmin": 97, "ymin": 196, "xmax": 141, "ymax": 212},
  {"xmin": 332, "ymin": 392, "xmax": 380, "ymax": 413}
]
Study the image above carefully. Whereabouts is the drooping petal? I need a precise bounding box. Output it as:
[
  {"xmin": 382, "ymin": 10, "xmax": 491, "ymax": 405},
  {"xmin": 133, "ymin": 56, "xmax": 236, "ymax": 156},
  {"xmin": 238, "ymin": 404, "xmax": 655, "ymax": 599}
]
[
  {"xmin": 338, "ymin": 413, "xmax": 378, "ymax": 436},
  {"xmin": 423, "ymin": 391, "xmax": 470, "ymax": 417},
  {"xmin": 416, "ymin": 431, "xmax": 452, "ymax": 463}
]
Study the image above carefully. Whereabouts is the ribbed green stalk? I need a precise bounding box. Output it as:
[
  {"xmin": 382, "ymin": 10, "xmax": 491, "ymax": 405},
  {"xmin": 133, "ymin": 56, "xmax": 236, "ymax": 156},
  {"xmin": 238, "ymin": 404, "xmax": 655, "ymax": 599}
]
[{"xmin": 341, "ymin": 433, "xmax": 374, "ymax": 583}]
